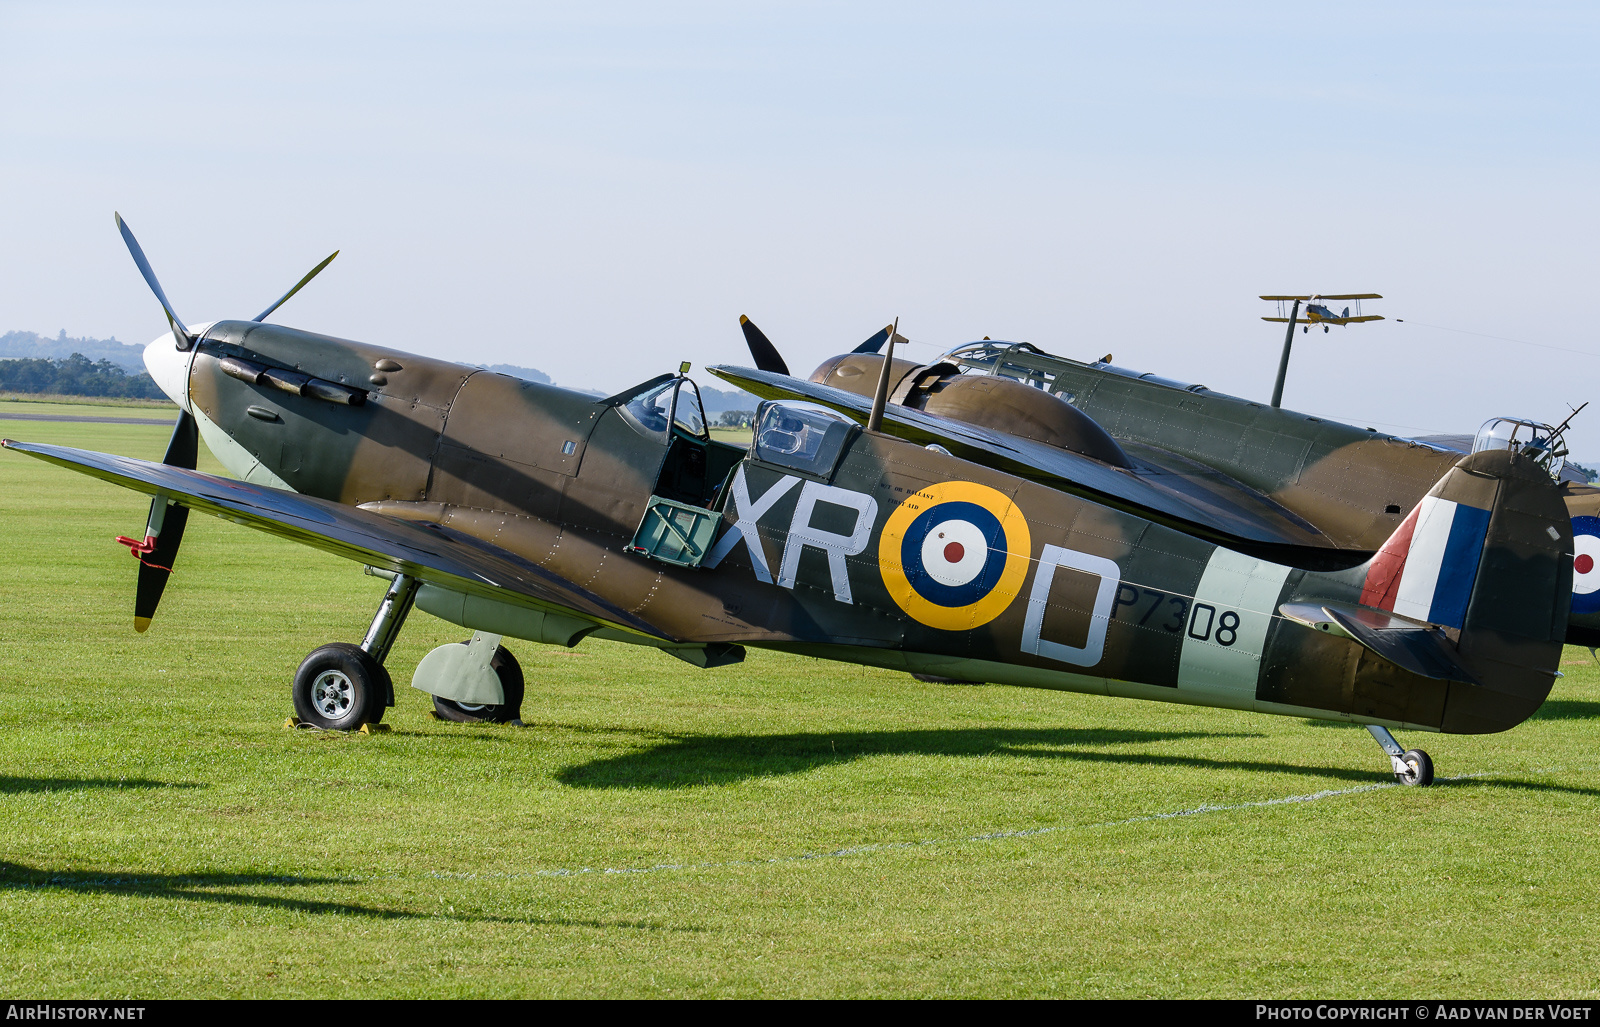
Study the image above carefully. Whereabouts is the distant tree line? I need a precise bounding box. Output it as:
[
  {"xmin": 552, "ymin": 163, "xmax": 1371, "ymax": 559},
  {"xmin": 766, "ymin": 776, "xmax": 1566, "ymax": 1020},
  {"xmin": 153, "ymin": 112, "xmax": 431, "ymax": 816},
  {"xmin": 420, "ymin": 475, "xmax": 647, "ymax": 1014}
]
[
  {"xmin": 718, "ymin": 409, "xmax": 756, "ymax": 429},
  {"xmin": 0, "ymin": 329, "xmax": 147, "ymax": 371},
  {"xmin": 0, "ymin": 353, "xmax": 168, "ymax": 399}
]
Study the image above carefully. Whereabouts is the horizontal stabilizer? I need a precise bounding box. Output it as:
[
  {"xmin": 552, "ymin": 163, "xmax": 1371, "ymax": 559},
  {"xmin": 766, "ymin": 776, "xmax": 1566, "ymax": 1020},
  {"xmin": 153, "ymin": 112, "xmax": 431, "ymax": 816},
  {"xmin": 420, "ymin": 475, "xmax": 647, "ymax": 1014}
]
[{"xmin": 1279, "ymin": 602, "xmax": 1479, "ymax": 684}]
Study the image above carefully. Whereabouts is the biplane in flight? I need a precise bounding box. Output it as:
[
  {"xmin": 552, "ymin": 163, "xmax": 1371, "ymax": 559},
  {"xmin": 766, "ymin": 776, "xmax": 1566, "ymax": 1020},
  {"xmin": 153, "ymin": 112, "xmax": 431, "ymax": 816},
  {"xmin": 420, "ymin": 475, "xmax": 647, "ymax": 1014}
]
[
  {"xmin": 0, "ymin": 219, "xmax": 1578, "ymax": 790},
  {"xmin": 1262, "ymin": 294, "xmax": 1385, "ymax": 333}
]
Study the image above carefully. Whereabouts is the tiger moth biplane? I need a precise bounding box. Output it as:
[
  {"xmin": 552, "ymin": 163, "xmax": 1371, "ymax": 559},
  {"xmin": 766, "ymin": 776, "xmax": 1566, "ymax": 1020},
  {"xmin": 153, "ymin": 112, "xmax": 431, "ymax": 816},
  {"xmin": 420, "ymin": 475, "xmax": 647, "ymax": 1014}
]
[{"xmin": 1262, "ymin": 294, "xmax": 1385, "ymax": 334}]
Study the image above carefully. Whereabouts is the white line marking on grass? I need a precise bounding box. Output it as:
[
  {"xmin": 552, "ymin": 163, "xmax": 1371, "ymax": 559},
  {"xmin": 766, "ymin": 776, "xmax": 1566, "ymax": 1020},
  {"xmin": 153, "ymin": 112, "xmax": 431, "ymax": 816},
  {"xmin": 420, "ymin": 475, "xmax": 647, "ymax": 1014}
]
[{"xmin": 422, "ymin": 767, "xmax": 1550, "ymax": 883}]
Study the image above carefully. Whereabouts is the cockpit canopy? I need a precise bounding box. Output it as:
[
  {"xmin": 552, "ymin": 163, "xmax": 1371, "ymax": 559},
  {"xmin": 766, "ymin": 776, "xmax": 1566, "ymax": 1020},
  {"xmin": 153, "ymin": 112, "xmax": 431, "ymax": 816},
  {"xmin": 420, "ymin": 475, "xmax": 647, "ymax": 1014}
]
[
  {"xmin": 752, "ymin": 401, "xmax": 858, "ymax": 476},
  {"xmin": 619, "ymin": 377, "xmax": 708, "ymax": 440},
  {"xmin": 1472, "ymin": 416, "xmax": 1566, "ymax": 480}
]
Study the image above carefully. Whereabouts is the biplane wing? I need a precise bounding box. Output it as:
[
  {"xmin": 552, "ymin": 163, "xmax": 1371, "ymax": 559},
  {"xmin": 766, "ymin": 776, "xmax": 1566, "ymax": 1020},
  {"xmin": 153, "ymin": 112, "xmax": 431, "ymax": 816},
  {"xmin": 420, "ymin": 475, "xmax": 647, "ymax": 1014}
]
[{"xmin": 1260, "ymin": 315, "xmax": 1386, "ymax": 325}]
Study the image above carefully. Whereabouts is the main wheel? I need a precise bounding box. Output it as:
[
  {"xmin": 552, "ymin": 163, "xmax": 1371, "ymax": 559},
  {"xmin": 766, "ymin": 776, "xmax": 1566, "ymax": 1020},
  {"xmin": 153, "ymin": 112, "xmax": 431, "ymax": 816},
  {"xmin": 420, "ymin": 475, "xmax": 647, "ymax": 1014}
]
[
  {"xmin": 432, "ymin": 643, "xmax": 525, "ymax": 724},
  {"xmin": 1395, "ymin": 748, "xmax": 1434, "ymax": 787},
  {"xmin": 293, "ymin": 643, "xmax": 391, "ymax": 730}
]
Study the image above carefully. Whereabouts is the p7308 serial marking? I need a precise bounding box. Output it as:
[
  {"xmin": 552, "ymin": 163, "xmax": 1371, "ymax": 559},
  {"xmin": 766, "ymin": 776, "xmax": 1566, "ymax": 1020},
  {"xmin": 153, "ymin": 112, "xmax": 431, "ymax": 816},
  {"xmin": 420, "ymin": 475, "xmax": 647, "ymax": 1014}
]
[{"xmin": 1114, "ymin": 585, "xmax": 1190, "ymax": 633}]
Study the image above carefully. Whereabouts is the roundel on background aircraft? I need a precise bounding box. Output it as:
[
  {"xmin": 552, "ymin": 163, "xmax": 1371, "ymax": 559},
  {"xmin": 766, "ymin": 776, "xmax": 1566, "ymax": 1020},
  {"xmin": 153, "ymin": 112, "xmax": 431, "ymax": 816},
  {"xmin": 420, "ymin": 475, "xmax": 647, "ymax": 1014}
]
[
  {"xmin": 1572, "ymin": 515, "xmax": 1600, "ymax": 615},
  {"xmin": 878, "ymin": 481, "xmax": 1031, "ymax": 630}
]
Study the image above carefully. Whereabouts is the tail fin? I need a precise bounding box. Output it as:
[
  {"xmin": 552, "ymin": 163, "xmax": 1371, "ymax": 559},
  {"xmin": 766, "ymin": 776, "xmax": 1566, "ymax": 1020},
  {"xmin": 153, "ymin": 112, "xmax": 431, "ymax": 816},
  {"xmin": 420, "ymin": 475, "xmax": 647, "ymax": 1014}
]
[{"xmin": 1355, "ymin": 449, "xmax": 1571, "ymax": 731}]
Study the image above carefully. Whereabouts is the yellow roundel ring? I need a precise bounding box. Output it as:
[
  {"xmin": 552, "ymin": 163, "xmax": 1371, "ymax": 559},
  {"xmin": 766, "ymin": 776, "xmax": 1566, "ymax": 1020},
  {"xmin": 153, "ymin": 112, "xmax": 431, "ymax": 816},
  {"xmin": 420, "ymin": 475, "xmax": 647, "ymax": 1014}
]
[{"xmin": 877, "ymin": 480, "xmax": 1031, "ymax": 631}]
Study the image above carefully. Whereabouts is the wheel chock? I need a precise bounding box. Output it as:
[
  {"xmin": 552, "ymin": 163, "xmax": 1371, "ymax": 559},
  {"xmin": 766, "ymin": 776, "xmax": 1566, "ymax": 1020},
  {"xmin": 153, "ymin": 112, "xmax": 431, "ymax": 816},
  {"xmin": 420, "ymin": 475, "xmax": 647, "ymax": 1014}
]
[
  {"xmin": 283, "ymin": 716, "xmax": 301, "ymax": 730},
  {"xmin": 358, "ymin": 723, "xmax": 391, "ymax": 735}
]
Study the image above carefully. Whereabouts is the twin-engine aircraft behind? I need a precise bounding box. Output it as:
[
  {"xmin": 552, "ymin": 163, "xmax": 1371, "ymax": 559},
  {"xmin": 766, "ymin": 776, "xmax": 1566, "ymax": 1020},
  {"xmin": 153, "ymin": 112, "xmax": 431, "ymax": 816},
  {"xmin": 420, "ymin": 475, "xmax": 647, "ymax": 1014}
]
[{"xmin": 1, "ymin": 218, "xmax": 1578, "ymax": 787}]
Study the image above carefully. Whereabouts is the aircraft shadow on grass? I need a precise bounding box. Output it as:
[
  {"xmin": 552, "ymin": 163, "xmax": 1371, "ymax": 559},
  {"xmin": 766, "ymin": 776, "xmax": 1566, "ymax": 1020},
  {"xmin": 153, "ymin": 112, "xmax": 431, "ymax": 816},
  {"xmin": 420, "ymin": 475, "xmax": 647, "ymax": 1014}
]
[
  {"xmin": 0, "ymin": 861, "xmax": 692, "ymax": 932},
  {"xmin": 0, "ymin": 777, "xmax": 202, "ymax": 795},
  {"xmin": 545, "ymin": 726, "xmax": 1463, "ymax": 790},
  {"xmin": 1438, "ymin": 777, "xmax": 1600, "ymax": 799},
  {"xmin": 1528, "ymin": 699, "xmax": 1600, "ymax": 721}
]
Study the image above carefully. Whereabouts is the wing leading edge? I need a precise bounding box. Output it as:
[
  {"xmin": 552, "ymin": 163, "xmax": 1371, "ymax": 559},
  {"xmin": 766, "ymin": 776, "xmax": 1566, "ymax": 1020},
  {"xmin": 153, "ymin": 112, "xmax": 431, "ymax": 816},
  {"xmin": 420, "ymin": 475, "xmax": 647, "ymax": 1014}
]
[{"xmin": 1, "ymin": 438, "xmax": 671, "ymax": 641}]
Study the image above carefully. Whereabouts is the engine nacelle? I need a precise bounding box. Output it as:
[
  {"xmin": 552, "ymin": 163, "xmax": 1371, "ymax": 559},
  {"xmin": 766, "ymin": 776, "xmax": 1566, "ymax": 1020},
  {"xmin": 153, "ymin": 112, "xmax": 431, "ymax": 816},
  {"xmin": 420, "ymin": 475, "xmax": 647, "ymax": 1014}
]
[{"xmin": 808, "ymin": 353, "xmax": 1131, "ymax": 468}]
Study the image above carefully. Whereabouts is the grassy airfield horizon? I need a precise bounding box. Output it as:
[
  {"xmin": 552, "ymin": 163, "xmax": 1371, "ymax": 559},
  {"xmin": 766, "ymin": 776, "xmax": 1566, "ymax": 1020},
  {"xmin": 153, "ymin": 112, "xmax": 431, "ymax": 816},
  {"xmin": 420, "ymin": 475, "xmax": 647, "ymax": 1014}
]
[{"xmin": 0, "ymin": 407, "xmax": 1597, "ymax": 998}]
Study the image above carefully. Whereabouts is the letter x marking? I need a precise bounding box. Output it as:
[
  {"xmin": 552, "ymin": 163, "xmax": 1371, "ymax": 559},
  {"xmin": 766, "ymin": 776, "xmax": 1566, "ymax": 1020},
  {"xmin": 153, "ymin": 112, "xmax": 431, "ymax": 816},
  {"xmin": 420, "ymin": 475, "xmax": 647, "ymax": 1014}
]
[{"xmin": 704, "ymin": 466, "xmax": 800, "ymax": 583}]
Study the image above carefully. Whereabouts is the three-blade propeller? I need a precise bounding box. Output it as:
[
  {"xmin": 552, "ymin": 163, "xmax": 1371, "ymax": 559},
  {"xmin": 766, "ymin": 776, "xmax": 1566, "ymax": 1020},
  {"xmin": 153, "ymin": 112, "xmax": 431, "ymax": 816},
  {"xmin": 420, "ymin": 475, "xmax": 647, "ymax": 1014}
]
[
  {"xmin": 112, "ymin": 213, "xmax": 338, "ymax": 630},
  {"xmin": 737, "ymin": 316, "xmax": 898, "ymax": 372}
]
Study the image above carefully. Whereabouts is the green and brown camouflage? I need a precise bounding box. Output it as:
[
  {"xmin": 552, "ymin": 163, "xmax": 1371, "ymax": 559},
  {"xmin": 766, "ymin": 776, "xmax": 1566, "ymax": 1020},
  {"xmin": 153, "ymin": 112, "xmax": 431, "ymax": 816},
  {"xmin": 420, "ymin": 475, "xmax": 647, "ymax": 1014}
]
[
  {"xmin": 2, "ymin": 317, "xmax": 1573, "ymax": 760},
  {"xmin": 0, "ymin": 219, "xmax": 1578, "ymax": 777},
  {"xmin": 727, "ymin": 339, "xmax": 1600, "ymax": 645}
]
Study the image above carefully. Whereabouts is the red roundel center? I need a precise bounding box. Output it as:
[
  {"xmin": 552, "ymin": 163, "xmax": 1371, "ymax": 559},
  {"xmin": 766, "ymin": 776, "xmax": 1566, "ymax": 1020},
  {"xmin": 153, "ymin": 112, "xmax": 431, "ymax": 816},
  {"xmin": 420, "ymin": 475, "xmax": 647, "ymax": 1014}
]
[
  {"xmin": 944, "ymin": 542, "xmax": 965, "ymax": 563},
  {"xmin": 1578, "ymin": 554, "xmax": 1595, "ymax": 575}
]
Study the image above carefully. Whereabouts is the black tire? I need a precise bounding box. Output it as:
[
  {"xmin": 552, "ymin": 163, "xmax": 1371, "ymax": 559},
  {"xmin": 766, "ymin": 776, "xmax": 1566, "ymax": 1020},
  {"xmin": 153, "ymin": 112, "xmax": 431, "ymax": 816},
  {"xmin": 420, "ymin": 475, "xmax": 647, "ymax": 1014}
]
[
  {"xmin": 432, "ymin": 643, "xmax": 524, "ymax": 724},
  {"xmin": 1395, "ymin": 748, "xmax": 1434, "ymax": 787},
  {"xmin": 293, "ymin": 643, "xmax": 391, "ymax": 730}
]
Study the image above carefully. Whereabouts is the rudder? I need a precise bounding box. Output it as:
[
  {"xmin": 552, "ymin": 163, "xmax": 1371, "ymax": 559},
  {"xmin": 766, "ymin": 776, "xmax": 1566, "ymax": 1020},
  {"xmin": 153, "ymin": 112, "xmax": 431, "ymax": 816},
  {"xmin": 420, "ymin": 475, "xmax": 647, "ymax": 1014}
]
[{"xmin": 1355, "ymin": 448, "xmax": 1571, "ymax": 731}]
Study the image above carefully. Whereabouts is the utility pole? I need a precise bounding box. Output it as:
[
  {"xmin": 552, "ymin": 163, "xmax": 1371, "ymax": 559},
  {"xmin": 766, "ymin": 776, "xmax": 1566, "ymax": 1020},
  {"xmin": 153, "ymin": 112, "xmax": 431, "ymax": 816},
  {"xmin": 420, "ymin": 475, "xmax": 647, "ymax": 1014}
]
[{"xmin": 1270, "ymin": 298, "xmax": 1300, "ymax": 409}]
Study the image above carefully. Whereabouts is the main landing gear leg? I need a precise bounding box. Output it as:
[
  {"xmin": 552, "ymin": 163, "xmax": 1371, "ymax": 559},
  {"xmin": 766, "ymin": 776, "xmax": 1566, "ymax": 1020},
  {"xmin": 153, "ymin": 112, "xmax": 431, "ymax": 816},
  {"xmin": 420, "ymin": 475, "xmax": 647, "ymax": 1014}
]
[
  {"xmin": 1366, "ymin": 725, "xmax": 1434, "ymax": 787},
  {"xmin": 291, "ymin": 573, "xmax": 418, "ymax": 730}
]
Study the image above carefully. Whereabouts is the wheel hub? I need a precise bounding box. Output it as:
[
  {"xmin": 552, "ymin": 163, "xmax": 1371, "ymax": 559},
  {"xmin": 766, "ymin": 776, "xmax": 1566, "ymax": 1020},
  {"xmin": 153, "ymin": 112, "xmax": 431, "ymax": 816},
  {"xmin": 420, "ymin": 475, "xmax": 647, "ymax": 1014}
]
[{"xmin": 311, "ymin": 669, "xmax": 354, "ymax": 718}]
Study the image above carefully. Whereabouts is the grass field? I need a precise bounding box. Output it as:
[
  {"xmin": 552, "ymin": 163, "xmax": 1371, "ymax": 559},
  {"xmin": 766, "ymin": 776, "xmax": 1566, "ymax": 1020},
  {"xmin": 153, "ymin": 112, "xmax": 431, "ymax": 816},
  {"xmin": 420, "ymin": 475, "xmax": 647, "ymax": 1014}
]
[
  {"xmin": 0, "ymin": 394, "xmax": 176, "ymax": 412},
  {"xmin": 1, "ymin": 407, "xmax": 1598, "ymax": 998}
]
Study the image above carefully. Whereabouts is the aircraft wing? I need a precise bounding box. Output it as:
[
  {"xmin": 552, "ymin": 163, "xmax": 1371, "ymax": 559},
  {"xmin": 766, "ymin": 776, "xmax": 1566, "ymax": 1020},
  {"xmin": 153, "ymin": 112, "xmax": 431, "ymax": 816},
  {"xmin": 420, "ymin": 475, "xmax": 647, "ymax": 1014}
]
[
  {"xmin": 1, "ymin": 439, "xmax": 673, "ymax": 641},
  {"xmin": 707, "ymin": 366, "xmax": 1341, "ymax": 558}
]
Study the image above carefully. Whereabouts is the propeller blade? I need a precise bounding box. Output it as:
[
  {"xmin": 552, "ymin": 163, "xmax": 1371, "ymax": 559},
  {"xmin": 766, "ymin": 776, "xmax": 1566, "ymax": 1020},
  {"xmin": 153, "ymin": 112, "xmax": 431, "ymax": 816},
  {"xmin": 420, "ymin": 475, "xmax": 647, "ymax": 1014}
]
[
  {"xmin": 252, "ymin": 250, "xmax": 339, "ymax": 323},
  {"xmin": 128, "ymin": 410, "xmax": 197, "ymax": 632},
  {"xmin": 738, "ymin": 315, "xmax": 790, "ymax": 376},
  {"xmin": 133, "ymin": 503, "xmax": 189, "ymax": 632},
  {"xmin": 851, "ymin": 324, "xmax": 893, "ymax": 354},
  {"xmin": 113, "ymin": 212, "xmax": 192, "ymax": 347}
]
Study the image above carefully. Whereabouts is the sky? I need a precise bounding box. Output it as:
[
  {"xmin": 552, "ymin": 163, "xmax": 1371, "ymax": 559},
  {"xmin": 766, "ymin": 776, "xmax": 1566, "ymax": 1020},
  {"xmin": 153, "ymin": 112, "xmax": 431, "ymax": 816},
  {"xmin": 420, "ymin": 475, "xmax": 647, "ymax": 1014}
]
[{"xmin": 2, "ymin": 2, "xmax": 1597, "ymax": 451}]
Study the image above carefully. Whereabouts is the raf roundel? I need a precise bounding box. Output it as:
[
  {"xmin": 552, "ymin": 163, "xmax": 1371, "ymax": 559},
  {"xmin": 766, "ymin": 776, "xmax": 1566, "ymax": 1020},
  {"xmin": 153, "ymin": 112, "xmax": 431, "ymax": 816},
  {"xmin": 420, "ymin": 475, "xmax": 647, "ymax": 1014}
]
[
  {"xmin": 878, "ymin": 481, "xmax": 1031, "ymax": 630},
  {"xmin": 1572, "ymin": 515, "xmax": 1600, "ymax": 615}
]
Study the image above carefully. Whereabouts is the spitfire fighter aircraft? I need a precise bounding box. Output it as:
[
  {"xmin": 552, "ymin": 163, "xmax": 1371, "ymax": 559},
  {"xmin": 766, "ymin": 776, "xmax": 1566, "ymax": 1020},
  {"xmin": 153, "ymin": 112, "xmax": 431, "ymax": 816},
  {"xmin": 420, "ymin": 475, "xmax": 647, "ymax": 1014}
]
[{"xmin": 0, "ymin": 219, "xmax": 1576, "ymax": 788}]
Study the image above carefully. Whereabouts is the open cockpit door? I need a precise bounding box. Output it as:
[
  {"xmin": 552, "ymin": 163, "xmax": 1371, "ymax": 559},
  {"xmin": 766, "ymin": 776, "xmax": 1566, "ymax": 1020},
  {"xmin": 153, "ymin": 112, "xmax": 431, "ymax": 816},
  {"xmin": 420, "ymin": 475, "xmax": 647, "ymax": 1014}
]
[{"xmin": 616, "ymin": 373, "xmax": 745, "ymax": 567}]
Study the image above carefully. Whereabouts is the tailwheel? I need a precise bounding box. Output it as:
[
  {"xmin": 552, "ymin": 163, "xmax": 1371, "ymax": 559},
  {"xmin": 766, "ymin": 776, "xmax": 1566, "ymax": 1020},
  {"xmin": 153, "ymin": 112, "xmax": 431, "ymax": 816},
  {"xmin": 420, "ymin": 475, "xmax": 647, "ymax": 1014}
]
[
  {"xmin": 1366, "ymin": 725, "xmax": 1435, "ymax": 787},
  {"xmin": 1394, "ymin": 748, "xmax": 1434, "ymax": 787},
  {"xmin": 432, "ymin": 642, "xmax": 525, "ymax": 725},
  {"xmin": 293, "ymin": 643, "xmax": 392, "ymax": 730}
]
